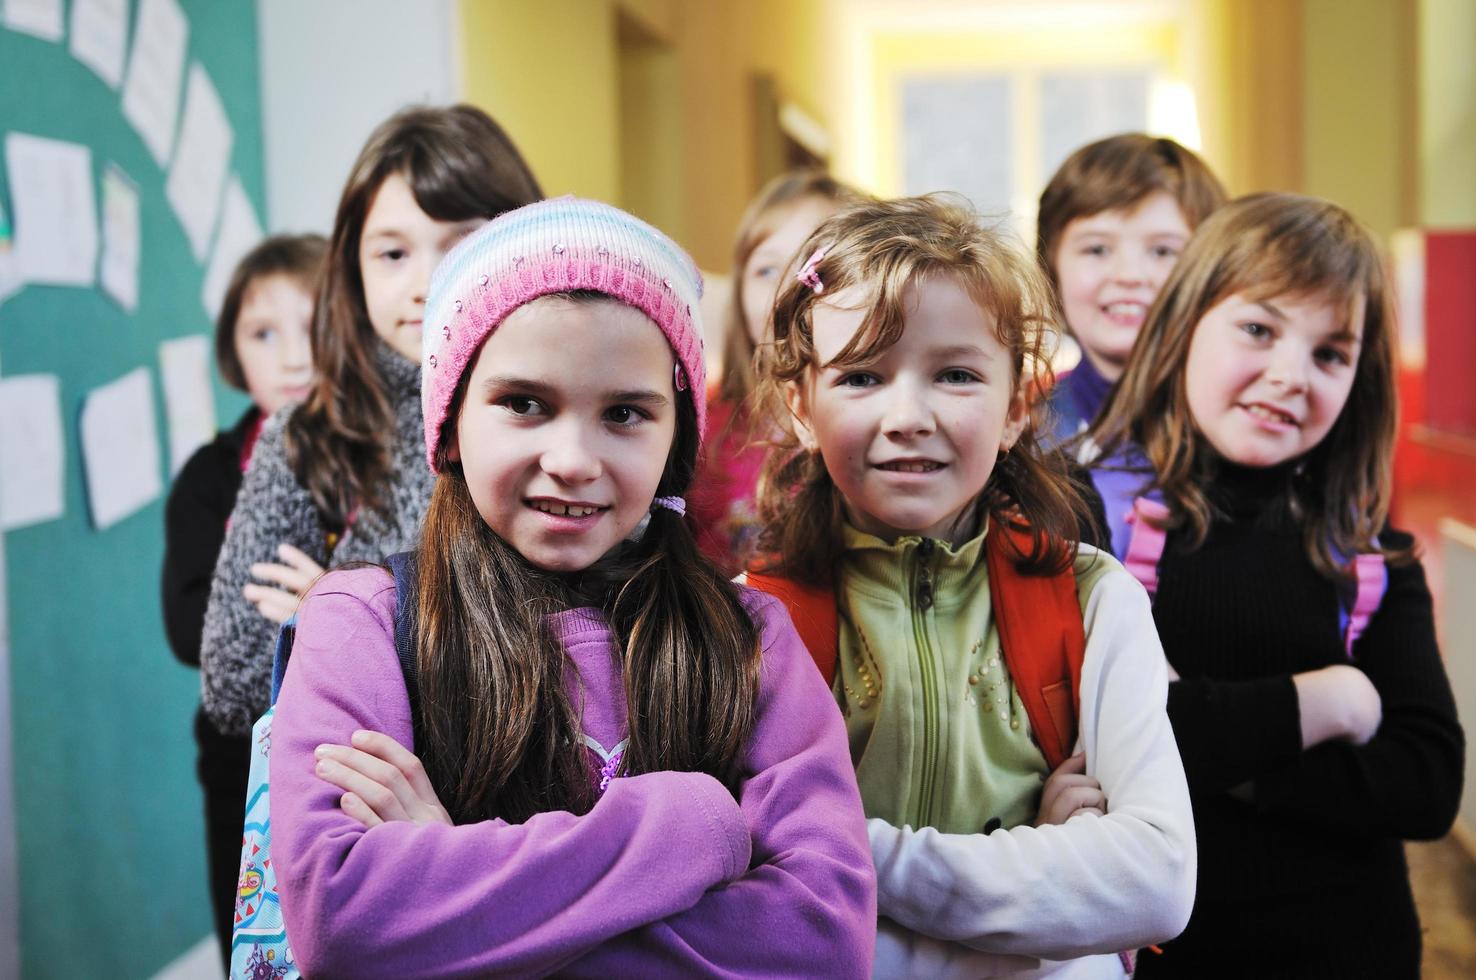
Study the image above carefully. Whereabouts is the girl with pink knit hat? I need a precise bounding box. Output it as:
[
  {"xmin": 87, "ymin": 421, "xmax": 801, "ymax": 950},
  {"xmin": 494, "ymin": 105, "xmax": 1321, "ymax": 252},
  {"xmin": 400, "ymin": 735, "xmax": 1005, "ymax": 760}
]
[{"xmin": 264, "ymin": 197, "xmax": 877, "ymax": 976}]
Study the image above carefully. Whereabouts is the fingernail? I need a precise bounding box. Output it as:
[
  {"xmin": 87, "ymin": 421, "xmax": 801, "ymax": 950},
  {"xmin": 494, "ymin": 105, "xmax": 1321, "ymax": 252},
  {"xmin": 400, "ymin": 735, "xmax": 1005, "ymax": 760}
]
[
  {"xmin": 351, "ymin": 730, "xmax": 369, "ymax": 744},
  {"xmin": 315, "ymin": 760, "xmax": 330, "ymax": 774},
  {"xmin": 314, "ymin": 745, "xmax": 328, "ymax": 758}
]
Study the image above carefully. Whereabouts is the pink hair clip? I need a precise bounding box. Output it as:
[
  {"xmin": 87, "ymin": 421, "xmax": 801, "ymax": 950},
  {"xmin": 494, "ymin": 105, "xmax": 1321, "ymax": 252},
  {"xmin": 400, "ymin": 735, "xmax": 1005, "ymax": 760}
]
[{"xmin": 796, "ymin": 245, "xmax": 830, "ymax": 295}]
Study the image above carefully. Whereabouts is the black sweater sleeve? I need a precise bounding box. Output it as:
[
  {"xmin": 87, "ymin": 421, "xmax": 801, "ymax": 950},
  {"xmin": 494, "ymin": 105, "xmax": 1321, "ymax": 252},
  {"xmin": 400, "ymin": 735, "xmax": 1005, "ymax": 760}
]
[
  {"xmin": 1165, "ymin": 673, "xmax": 1304, "ymax": 793},
  {"xmin": 162, "ymin": 410, "xmax": 254, "ymax": 666},
  {"xmin": 161, "ymin": 435, "xmax": 240, "ymax": 666},
  {"xmin": 1254, "ymin": 534, "xmax": 1466, "ymax": 840}
]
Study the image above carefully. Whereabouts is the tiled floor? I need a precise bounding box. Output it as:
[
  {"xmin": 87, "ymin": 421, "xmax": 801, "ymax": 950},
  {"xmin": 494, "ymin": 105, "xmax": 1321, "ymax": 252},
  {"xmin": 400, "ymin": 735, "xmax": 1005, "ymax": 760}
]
[{"xmin": 1409, "ymin": 835, "xmax": 1476, "ymax": 978}]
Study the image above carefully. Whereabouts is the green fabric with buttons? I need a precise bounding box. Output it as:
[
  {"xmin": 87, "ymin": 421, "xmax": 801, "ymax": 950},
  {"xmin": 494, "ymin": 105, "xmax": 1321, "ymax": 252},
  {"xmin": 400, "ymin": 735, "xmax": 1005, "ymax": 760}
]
[{"xmin": 836, "ymin": 521, "xmax": 1114, "ymax": 835}]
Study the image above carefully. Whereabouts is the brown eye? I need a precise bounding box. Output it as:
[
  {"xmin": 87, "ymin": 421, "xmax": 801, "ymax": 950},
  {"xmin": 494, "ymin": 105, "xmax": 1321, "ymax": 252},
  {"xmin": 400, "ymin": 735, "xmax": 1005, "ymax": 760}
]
[{"xmin": 499, "ymin": 396, "xmax": 542, "ymax": 416}]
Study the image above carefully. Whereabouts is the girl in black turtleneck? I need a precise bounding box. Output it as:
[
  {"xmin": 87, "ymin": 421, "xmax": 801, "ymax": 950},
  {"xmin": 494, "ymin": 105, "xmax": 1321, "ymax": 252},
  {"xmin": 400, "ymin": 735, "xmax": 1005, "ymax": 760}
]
[{"xmin": 1082, "ymin": 193, "xmax": 1463, "ymax": 979}]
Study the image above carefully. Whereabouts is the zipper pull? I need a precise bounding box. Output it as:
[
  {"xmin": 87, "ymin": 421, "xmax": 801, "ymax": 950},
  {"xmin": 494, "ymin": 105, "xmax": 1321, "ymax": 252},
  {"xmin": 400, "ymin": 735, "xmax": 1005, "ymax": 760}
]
[{"xmin": 916, "ymin": 538, "xmax": 935, "ymax": 609}]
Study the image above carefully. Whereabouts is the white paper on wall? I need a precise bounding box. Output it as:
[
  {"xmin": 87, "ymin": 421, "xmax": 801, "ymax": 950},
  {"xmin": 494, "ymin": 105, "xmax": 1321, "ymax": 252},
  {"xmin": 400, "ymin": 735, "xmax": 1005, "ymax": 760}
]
[
  {"xmin": 99, "ymin": 164, "xmax": 140, "ymax": 312},
  {"xmin": 120, "ymin": 0, "xmax": 188, "ymax": 166},
  {"xmin": 166, "ymin": 64, "xmax": 233, "ymax": 261},
  {"xmin": 201, "ymin": 178, "xmax": 263, "ymax": 318},
  {"xmin": 69, "ymin": 0, "xmax": 130, "ymax": 89},
  {"xmin": 2, "ymin": 0, "xmax": 63, "ymax": 41},
  {"xmin": 79, "ymin": 367, "xmax": 162, "ymax": 530},
  {"xmin": 158, "ymin": 335, "xmax": 216, "ymax": 475},
  {"xmin": 0, "ymin": 374, "xmax": 66, "ymax": 531},
  {"xmin": 4, "ymin": 133, "xmax": 99, "ymax": 288}
]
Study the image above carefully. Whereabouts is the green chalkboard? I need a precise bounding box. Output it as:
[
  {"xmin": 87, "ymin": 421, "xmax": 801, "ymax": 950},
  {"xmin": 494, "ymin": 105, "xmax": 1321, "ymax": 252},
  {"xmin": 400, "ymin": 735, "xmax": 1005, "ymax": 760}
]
[{"xmin": 0, "ymin": 2, "xmax": 262, "ymax": 975}]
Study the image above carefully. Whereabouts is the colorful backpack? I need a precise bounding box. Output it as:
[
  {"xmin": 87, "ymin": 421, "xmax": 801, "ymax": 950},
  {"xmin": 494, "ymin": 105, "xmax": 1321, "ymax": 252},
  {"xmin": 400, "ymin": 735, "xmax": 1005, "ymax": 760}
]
[
  {"xmin": 230, "ymin": 553, "xmax": 422, "ymax": 980},
  {"xmin": 745, "ymin": 523, "xmax": 1087, "ymax": 772}
]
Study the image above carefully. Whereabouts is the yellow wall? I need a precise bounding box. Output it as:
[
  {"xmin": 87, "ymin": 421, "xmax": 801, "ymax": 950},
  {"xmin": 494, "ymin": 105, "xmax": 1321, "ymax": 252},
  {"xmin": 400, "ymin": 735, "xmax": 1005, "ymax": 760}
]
[
  {"xmin": 1302, "ymin": 0, "xmax": 1417, "ymax": 241},
  {"xmin": 458, "ymin": 0, "xmax": 828, "ymax": 271},
  {"xmin": 671, "ymin": 0, "xmax": 830, "ymax": 269},
  {"xmin": 1420, "ymin": 0, "xmax": 1476, "ymax": 227},
  {"xmin": 458, "ymin": 0, "xmax": 622, "ymax": 203},
  {"xmin": 1188, "ymin": 0, "xmax": 1303, "ymax": 196},
  {"xmin": 1178, "ymin": 0, "xmax": 1422, "ymax": 240}
]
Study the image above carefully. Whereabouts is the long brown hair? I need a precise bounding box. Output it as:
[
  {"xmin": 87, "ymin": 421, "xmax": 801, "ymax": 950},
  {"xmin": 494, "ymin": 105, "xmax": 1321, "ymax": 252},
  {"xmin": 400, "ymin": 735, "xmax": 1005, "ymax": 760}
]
[
  {"xmin": 1086, "ymin": 192, "xmax": 1411, "ymax": 579},
  {"xmin": 1036, "ymin": 133, "xmax": 1226, "ymax": 294},
  {"xmin": 719, "ymin": 171, "xmax": 864, "ymax": 408},
  {"xmin": 755, "ymin": 194, "xmax": 1093, "ymax": 584},
  {"xmin": 413, "ymin": 298, "xmax": 762, "ymax": 824},
  {"xmin": 286, "ymin": 105, "xmax": 542, "ymax": 528}
]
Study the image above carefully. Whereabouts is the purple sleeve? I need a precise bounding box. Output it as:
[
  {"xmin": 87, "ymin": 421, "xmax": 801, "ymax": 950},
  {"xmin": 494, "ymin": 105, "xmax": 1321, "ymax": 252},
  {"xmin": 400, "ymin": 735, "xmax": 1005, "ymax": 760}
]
[
  {"xmin": 270, "ymin": 568, "xmax": 753, "ymax": 980},
  {"xmin": 563, "ymin": 591, "xmax": 878, "ymax": 978}
]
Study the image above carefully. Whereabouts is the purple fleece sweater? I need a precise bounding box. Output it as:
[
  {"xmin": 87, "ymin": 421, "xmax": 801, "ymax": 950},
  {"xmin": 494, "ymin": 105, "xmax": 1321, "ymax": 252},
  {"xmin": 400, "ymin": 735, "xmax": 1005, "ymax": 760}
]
[{"xmin": 270, "ymin": 566, "xmax": 877, "ymax": 979}]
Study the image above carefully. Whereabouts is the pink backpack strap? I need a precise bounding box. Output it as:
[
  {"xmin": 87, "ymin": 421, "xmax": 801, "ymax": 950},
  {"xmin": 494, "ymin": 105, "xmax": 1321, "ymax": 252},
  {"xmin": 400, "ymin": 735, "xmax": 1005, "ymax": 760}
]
[
  {"xmin": 1122, "ymin": 497, "xmax": 1171, "ymax": 597},
  {"xmin": 1343, "ymin": 552, "xmax": 1387, "ymax": 656}
]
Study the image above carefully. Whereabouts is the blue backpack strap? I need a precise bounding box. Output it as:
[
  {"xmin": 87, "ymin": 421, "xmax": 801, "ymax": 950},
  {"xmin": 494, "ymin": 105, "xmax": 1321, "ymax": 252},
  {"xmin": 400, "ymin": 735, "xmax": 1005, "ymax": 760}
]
[
  {"xmin": 266, "ymin": 556, "xmax": 423, "ymax": 732},
  {"xmin": 384, "ymin": 551, "xmax": 423, "ymax": 743},
  {"xmin": 269, "ymin": 616, "xmax": 297, "ymax": 705}
]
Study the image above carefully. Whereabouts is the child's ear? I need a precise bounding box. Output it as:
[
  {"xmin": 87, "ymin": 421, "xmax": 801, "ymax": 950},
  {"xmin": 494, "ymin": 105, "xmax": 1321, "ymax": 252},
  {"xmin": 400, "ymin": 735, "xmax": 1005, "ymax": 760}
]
[
  {"xmin": 445, "ymin": 428, "xmax": 461, "ymax": 464},
  {"xmin": 784, "ymin": 380, "xmax": 820, "ymax": 452},
  {"xmin": 999, "ymin": 384, "xmax": 1030, "ymax": 453}
]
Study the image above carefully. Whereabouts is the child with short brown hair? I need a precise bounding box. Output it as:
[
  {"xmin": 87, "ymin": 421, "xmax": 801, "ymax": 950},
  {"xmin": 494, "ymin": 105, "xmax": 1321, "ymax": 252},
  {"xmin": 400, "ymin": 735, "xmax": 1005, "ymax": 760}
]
[{"xmin": 1038, "ymin": 134, "xmax": 1225, "ymax": 444}]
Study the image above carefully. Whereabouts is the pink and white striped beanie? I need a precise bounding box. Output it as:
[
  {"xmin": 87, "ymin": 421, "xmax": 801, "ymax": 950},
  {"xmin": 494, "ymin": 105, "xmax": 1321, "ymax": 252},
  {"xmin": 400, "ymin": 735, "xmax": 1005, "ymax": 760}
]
[{"xmin": 421, "ymin": 196, "xmax": 707, "ymax": 473}]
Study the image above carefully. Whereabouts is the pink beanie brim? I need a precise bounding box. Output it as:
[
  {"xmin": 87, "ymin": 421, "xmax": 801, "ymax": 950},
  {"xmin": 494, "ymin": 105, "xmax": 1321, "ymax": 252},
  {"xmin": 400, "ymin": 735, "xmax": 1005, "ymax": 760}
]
[{"xmin": 421, "ymin": 198, "xmax": 707, "ymax": 473}]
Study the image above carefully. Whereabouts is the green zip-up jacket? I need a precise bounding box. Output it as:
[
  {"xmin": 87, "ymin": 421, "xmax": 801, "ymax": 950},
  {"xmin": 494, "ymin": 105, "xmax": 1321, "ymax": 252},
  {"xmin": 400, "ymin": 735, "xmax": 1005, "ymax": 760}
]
[
  {"xmin": 835, "ymin": 522, "xmax": 1197, "ymax": 977},
  {"xmin": 838, "ymin": 521, "xmax": 1111, "ymax": 834}
]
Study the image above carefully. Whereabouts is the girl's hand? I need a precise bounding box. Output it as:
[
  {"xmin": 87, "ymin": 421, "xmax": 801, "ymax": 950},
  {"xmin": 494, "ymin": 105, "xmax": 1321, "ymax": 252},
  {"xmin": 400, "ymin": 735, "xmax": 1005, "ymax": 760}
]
[
  {"xmin": 1293, "ymin": 664, "xmax": 1383, "ymax": 749},
  {"xmin": 1033, "ymin": 753, "xmax": 1106, "ymax": 827},
  {"xmin": 313, "ymin": 730, "xmax": 453, "ymax": 828},
  {"xmin": 244, "ymin": 543, "xmax": 326, "ymax": 623}
]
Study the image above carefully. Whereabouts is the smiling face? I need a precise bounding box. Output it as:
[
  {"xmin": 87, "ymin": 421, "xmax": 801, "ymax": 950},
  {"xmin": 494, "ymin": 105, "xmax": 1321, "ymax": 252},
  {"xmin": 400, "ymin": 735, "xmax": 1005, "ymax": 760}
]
[
  {"xmin": 789, "ymin": 274, "xmax": 1028, "ymax": 544},
  {"xmin": 233, "ymin": 272, "xmax": 316, "ymax": 416},
  {"xmin": 740, "ymin": 197, "xmax": 840, "ymax": 346},
  {"xmin": 1185, "ymin": 290, "xmax": 1362, "ymax": 469},
  {"xmin": 359, "ymin": 172, "xmax": 487, "ymax": 362},
  {"xmin": 1053, "ymin": 190, "xmax": 1192, "ymax": 380},
  {"xmin": 448, "ymin": 295, "xmax": 679, "ymax": 572}
]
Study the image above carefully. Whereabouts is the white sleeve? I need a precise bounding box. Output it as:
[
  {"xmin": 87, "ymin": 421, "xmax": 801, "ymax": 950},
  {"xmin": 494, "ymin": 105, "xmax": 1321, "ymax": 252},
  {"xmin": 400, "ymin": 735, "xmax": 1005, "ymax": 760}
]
[
  {"xmin": 874, "ymin": 918, "xmax": 1042, "ymax": 979},
  {"xmin": 868, "ymin": 562, "xmax": 1196, "ymax": 961}
]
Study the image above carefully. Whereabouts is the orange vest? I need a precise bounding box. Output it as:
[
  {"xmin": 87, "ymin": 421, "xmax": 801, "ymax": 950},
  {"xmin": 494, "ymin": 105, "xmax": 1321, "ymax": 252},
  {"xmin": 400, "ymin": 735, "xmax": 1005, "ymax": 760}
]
[{"xmin": 747, "ymin": 526, "xmax": 1086, "ymax": 771}]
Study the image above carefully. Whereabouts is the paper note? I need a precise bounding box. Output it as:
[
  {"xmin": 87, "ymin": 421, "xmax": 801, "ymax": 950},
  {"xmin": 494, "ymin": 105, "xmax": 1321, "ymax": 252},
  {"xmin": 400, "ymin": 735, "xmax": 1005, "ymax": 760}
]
[
  {"xmin": 3, "ymin": 0, "xmax": 63, "ymax": 41},
  {"xmin": 100, "ymin": 165, "xmax": 140, "ymax": 312},
  {"xmin": 166, "ymin": 64, "xmax": 233, "ymax": 260},
  {"xmin": 159, "ymin": 335, "xmax": 216, "ymax": 475},
  {"xmin": 4, "ymin": 133, "xmax": 99, "ymax": 288},
  {"xmin": 79, "ymin": 367, "xmax": 162, "ymax": 530},
  {"xmin": 201, "ymin": 178, "xmax": 263, "ymax": 318},
  {"xmin": 120, "ymin": 0, "xmax": 188, "ymax": 166},
  {"xmin": 69, "ymin": 0, "xmax": 130, "ymax": 88},
  {"xmin": 0, "ymin": 374, "xmax": 66, "ymax": 531}
]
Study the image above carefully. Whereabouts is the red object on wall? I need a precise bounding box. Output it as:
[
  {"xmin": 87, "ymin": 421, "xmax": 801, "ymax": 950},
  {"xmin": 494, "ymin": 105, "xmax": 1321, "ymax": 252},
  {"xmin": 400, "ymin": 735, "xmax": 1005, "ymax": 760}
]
[{"xmin": 1424, "ymin": 231, "xmax": 1476, "ymax": 438}]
